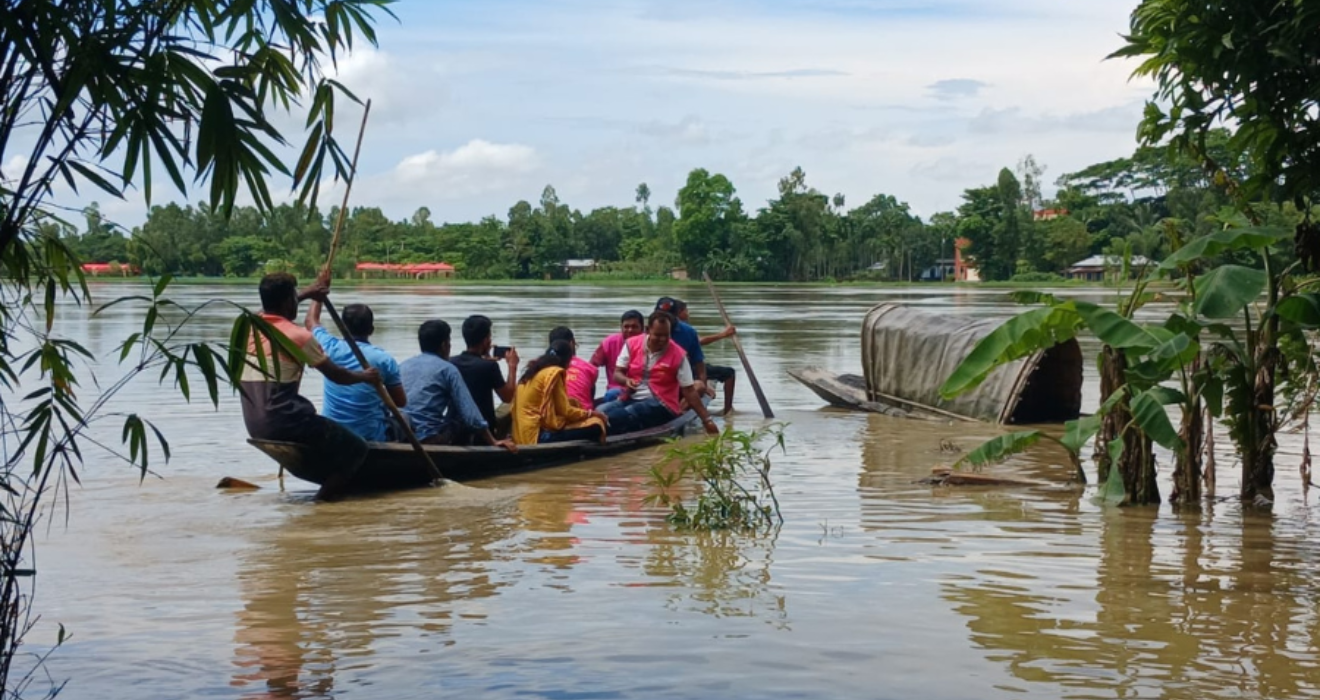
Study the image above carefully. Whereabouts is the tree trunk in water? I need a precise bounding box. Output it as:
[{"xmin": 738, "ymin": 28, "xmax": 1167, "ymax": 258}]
[
  {"xmin": 1171, "ymin": 399, "xmax": 1203, "ymax": 505},
  {"xmin": 1171, "ymin": 358, "xmax": 1204, "ymax": 505},
  {"xmin": 1092, "ymin": 346, "xmax": 1159, "ymax": 504},
  {"xmin": 1240, "ymin": 356, "xmax": 1278, "ymax": 504}
]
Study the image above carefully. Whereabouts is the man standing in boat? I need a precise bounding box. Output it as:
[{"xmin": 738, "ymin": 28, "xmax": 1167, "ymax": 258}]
[
  {"xmin": 304, "ymin": 300, "xmax": 407, "ymax": 442},
  {"xmin": 400, "ymin": 320, "xmax": 516, "ymax": 451},
  {"xmin": 239, "ymin": 272, "xmax": 381, "ymax": 501},
  {"xmin": 597, "ymin": 311, "xmax": 720, "ymax": 436}
]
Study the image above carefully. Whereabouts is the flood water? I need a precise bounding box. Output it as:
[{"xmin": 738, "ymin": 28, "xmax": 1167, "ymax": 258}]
[{"xmin": 31, "ymin": 282, "xmax": 1320, "ymax": 699}]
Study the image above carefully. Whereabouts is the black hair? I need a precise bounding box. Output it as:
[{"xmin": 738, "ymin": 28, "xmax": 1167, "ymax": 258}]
[
  {"xmin": 418, "ymin": 320, "xmax": 452, "ymax": 354},
  {"xmin": 548, "ymin": 326, "xmax": 575, "ymax": 345},
  {"xmin": 519, "ymin": 339, "xmax": 574, "ymax": 384},
  {"xmin": 258, "ymin": 272, "xmax": 298, "ymax": 311},
  {"xmin": 342, "ymin": 304, "xmax": 374, "ymax": 339},
  {"xmin": 647, "ymin": 310, "xmax": 675, "ymax": 330},
  {"xmin": 621, "ymin": 309, "xmax": 644, "ymax": 325},
  {"xmin": 462, "ymin": 314, "xmax": 492, "ymax": 349}
]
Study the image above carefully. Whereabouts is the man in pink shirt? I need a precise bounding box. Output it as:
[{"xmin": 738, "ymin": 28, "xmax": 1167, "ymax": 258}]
[
  {"xmin": 549, "ymin": 326, "xmax": 598, "ymax": 408},
  {"xmin": 589, "ymin": 310, "xmax": 644, "ymax": 402}
]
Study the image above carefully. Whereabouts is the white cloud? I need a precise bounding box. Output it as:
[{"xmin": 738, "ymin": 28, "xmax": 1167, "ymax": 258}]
[
  {"xmin": 1, "ymin": 155, "xmax": 29, "ymax": 185},
  {"xmin": 351, "ymin": 140, "xmax": 540, "ymax": 214},
  {"xmin": 637, "ymin": 115, "xmax": 711, "ymax": 146}
]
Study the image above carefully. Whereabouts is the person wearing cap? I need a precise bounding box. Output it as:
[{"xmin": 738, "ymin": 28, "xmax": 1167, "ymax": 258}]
[
  {"xmin": 590, "ymin": 309, "xmax": 645, "ymax": 403},
  {"xmin": 597, "ymin": 310, "xmax": 720, "ymax": 436}
]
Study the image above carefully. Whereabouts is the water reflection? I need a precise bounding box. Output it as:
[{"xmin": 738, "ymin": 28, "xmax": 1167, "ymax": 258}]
[
  {"xmin": 940, "ymin": 506, "xmax": 1320, "ymax": 699},
  {"xmin": 230, "ymin": 496, "xmax": 520, "ymax": 698}
]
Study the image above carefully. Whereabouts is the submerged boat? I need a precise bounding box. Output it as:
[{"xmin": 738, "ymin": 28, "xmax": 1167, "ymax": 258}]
[
  {"xmin": 248, "ymin": 403, "xmax": 704, "ymax": 493},
  {"xmin": 791, "ymin": 303, "xmax": 1083, "ymax": 424}
]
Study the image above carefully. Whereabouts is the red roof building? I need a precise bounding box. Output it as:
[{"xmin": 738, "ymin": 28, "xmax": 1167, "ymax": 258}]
[
  {"xmin": 80, "ymin": 262, "xmax": 139, "ymax": 276},
  {"xmin": 355, "ymin": 262, "xmax": 455, "ymax": 278}
]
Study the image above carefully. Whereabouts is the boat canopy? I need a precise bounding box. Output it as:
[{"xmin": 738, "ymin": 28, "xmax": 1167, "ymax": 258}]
[{"xmin": 860, "ymin": 303, "xmax": 1082, "ymax": 424}]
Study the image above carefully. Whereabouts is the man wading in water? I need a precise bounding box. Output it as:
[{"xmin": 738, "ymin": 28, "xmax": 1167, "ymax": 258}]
[{"xmin": 238, "ymin": 272, "xmax": 381, "ymax": 501}]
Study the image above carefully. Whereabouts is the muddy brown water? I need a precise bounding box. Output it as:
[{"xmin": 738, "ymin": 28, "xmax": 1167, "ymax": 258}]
[{"xmin": 28, "ymin": 283, "xmax": 1320, "ymax": 699}]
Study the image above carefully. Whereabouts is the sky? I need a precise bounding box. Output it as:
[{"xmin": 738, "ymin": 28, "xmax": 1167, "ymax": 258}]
[{"xmin": 17, "ymin": 0, "xmax": 1155, "ymax": 229}]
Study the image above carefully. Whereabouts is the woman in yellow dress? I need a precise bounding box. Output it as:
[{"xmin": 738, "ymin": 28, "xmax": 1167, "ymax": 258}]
[{"xmin": 512, "ymin": 340, "xmax": 609, "ymax": 445}]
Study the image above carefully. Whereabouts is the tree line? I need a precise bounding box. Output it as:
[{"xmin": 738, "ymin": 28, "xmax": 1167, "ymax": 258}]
[{"xmin": 56, "ymin": 128, "xmax": 1307, "ymax": 284}]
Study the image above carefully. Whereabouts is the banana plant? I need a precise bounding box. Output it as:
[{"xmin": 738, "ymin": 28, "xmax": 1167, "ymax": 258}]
[{"xmin": 942, "ymin": 218, "xmax": 1320, "ymax": 507}]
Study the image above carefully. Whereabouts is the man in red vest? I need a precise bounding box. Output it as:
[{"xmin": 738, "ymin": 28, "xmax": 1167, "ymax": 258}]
[{"xmin": 597, "ymin": 311, "xmax": 720, "ymax": 436}]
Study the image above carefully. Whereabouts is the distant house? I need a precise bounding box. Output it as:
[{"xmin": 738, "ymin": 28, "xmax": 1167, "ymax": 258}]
[
  {"xmin": 562, "ymin": 259, "xmax": 598, "ymax": 276},
  {"xmin": 1034, "ymin": 208, "xmax": 1069, "ymax": 221},
  {"xmin": 1066, "ymin": 255, "xmax": 1152, "ymax": 282},
  {"xmin": 355, "ymin": 262, "xmax": 454, "ymax": 279},
  {"xmin": 81, "ymin": 262, "xmax": 138, "ymax": 276},
  {"xmin": 670, "ymin": 266, "xmax": 689, "ymax": 281},
  {"xmin": 953, "ymin": 237, "xmax": 979, "ymax": 282}
]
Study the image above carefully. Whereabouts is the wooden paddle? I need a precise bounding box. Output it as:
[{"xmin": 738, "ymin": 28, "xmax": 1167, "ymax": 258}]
[
  {"xmin": 703, "ymin": 271, "xmax": 774, "ymax": 419},
  {"xmin": 317, "ymin": 100, "xmax": 445, "ymax": 485}
]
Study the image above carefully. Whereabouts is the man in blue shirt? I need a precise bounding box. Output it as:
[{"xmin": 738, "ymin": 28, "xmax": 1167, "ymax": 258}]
[
  {"xmin": 305, "ymin": 300, "xmax": 405, "ymax": 442},
  {"xmin": 400, "ymin": 320, "xmax": 515, "ymax": 450},
  {"xmin": 655, "ymin": 296, "xmax": 707, "ymax": 390}
]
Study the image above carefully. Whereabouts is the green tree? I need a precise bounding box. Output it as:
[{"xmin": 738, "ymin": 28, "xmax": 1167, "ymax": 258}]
[
  {"xmin": 0, "ymin": 2, "xmax": 393, "ymax": 694},
  {"xmin": 674, "ymin": 169, "xmax": 743, "ymax": 275},
  {"xmin": 1116, "ymin": 0, "xmax": 1320, "ymax": 502}
]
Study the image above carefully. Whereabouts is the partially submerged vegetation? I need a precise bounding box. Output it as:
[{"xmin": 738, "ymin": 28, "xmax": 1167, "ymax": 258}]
[
  {"xmin": 646, "ymin": 426, "xmax": 785, "ymax": 532},
  {"xmin": 941, "ymin": 0, "xmax": 1320, "ymax": 508}
]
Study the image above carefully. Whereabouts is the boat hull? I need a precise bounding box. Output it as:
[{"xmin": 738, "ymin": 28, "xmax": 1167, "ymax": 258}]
[{"xmin": 248, "ymin": 406, "xmax": 702, "ymax": 493}]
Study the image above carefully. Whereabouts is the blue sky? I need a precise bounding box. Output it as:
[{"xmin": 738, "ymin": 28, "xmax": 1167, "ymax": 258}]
[{"xmin": 21, "ymin": 0, "xmax": 1154, "ymax": 228}]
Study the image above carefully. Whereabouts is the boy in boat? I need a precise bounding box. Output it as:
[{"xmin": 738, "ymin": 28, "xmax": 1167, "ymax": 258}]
[
  {"xmin": 548, "ymin": 326, "xmax": 598, "ymax": 408},
  {"xmin": 451, "ymin": 315, "xmax": 519, "ymax": 439},
  {"xmin": 400, "ymin": 320, "xmax": 515, "ymax": 450},
  {"xmin": 238, "ymin": 272, "xmax": 381, "ymax": 501},
  {"xmin": 304, "ymin": 300, "xmax": 407, "ymax": 441},
  {"xmin": 596, "ymin": 311, "xmax": 720, "ymax": 436},
  {"xmin": 589, "ymin": 309, "xmax": 644, "ymax": 403}
]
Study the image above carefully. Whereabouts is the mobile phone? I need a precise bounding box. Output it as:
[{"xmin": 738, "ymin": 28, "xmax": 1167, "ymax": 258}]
[{"xmin": 493, "ymin": 345, "xmax": 510, "ymax": 359}]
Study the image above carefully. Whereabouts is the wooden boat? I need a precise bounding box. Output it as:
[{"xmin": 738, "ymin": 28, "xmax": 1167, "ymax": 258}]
[
  {"xmin": 248, "ymin": 403, "xmax": 705, "ymax": 493},
  {"xmin": 790, "ymin": 303, "xmax": 1083, "ymax": 425}
]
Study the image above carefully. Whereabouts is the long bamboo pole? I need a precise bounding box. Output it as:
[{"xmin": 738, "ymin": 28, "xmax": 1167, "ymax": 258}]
[
  {"xmin": 703, "ymin": 272, "xmax": 774, "ymax": 419},
  {"xmin": 318, "ymin": 100, "xmax": 445, "ymax": 484}
]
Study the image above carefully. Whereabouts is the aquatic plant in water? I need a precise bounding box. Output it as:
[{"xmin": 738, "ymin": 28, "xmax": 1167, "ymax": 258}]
[{"xmin": 646, "ymin": 425, "xmax": 785, "ymax": 531}]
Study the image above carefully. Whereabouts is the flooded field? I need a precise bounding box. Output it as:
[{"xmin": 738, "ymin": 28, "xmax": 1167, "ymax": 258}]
[{"xmin": 32, "ymin": 283, "xmax": 1320, "ymax": 699}]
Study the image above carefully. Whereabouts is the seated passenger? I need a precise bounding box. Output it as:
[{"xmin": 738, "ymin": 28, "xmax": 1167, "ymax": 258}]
[
  {"xmin": 549, "ymin": 326, "xmax": 598, "ymax": 409},
  {"xmin": 512, "ymin": 340, "xmax": 609, "ymax": 445},
  {"xmin": 589, "ymin": 309, "xmax": 644, "ymax": 403},
  {"xmin": 305, "ymin": 299, "xmax": 406, "ymax": 442},
  {"xmin": 597, "ymin": 311, "xmax": 719, "ymax": 436},
  {"xmin": 678, "ymin": 299, "xmax": 738, "ymax": 415},
  {"xmin": 450, "ymin": 314, "xmax": 519, "ymax": 437},
  {"xmin": 238, "ymin": 272, "xmax": 380, "ymax": 501},
  {"xmin": 400, "ymin": 320, "xmax": 515, "ymax": 451}
]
